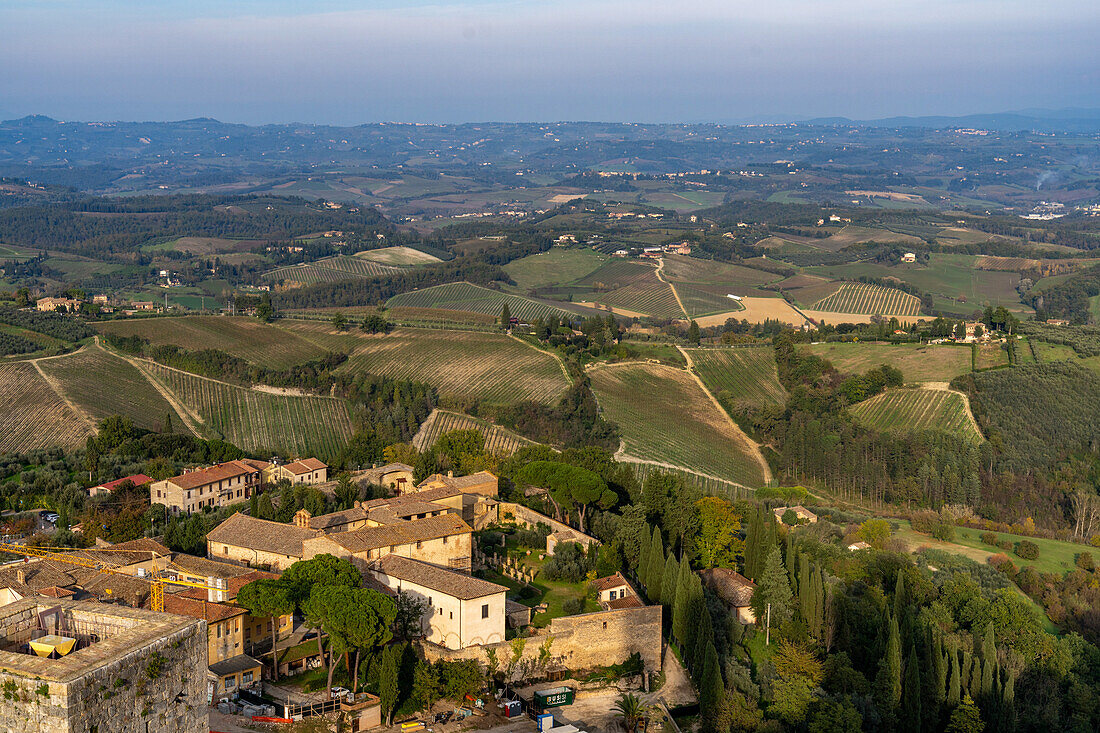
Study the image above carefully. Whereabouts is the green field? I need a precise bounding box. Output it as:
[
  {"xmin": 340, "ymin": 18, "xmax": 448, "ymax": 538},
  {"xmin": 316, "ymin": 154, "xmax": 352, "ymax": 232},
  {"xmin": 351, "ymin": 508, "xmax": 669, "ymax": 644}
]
[
  {"xmin": 503, "ymin": 248, "xmax": 607, "ymax": 291},
  {"xmin": 660, "ymin": 254, "xmax": 783, "ymax": 296},
  {"xmin": 804, "ymin": 342, "xmax": 972, "ymax": 382},
  {"xmin": 573, "ymin": 259, "xmax": 655, "ymax": 289},
  {"xmin": 412, "ymin": 410, "xmax": 536, "ymax": 455},
  {"xmin": 96, "ymin": 317, "xmax": 327, "ymax": 369},
  {"xmin": 281, "ymin": 322, "xmax": 570, "ymax": 405},
  {"xmin": 686, "ymin": 347, "xmax": 787, "ymax": 409},
  {"xmin": 975, "ymin": 342, "xmax": 1010, "ymax": 369},
  {"xmin": 589, "ymin": 363, "xmax": 767, "ymax": 486},
  {"xmin": 808, "ymin": 254, "xmax": 1027, "ymax": 314},
  {"xmin": 386, "ymin": 282, "xmax": 594, "ymax": 323},
  {"xmin": 809, "ymin": 282, "xmax": 922, "ymax": 316},
  {"xmin": 849, "ymin": 388, "xmax": 982, "ymax": 442},
  {"xmin": 145, "ymin": 363, "xmax": 354, "ymax": 460},
  {"xmin": 264, "ymin": 255, "xmax": 402, "ymax": 284},
  {"xmin": 947, "ymin": 526, "xmax": 1088, "ymax": 575},
  {"xmin": 37, "ymin": 345, "xmax": 183, "ymax": 433},
  {"xmin": 356, "ymin": 246, "xmax": 442, "ymax": 266},
  {"xmin": 0, "ymin": 361, "xmax": 91, "ymax": 454}
]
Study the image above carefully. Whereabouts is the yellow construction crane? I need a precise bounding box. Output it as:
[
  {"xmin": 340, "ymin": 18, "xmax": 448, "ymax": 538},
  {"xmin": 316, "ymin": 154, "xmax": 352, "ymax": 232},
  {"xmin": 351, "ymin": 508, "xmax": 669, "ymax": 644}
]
[{"xmin": 0, "ymin": 542, "xmax": 227, "ymax": 612}]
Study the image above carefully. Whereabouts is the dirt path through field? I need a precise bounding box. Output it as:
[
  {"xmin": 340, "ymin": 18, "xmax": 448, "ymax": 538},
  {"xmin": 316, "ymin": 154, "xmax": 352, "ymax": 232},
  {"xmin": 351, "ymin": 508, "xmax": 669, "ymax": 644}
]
[
  {"xmin": 920, "ymin": 381, "xmax": 983, "ymax": 439},
  {"xmin": 29, "ymin": 349, "xmax": 96, "ymax": 433},
  {"xmin": 508, "ymin": 332, "xmax": 572, "ymax": 386},
  {"xmin": 676, "ymin": 345, "xmax": 774, "ymax": 484},
  {"xmin": 655, "ymin": 258, "xmax": 689, "ymax": 319},
  {"xmin": 96, "ymin": 338, "xmax": 205, "ymax": 438}
]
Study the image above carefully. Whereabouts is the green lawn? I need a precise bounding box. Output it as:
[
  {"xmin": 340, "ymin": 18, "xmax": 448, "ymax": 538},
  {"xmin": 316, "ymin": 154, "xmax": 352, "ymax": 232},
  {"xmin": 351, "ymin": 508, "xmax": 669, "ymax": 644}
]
[{"xmin": 950, "ymin": 526, "xmax": 1086, "ymax": 576}]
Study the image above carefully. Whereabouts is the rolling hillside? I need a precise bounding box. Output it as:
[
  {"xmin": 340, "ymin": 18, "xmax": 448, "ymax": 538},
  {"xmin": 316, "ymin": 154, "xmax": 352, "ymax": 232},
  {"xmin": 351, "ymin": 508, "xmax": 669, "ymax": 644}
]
[{"xmin": 849, "ymin": 388, "xmax": 982, "ymax": 442}]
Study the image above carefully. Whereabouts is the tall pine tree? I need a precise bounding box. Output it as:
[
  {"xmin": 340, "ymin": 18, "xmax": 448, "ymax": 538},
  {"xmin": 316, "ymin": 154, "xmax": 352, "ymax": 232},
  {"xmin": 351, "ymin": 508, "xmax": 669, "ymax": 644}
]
[
  {"xmin": 875, "ymin": 615, "xmax": 902, "ymax": 712},
  {"xmin": 672, "ymin": 557, "xmax": 693, "ymax": 646},
  {"xmin": 661, "ymin": 553, "xmax": 679, "ymax": 612},
  {"xmin": 751, "ymin": 547, "xmax": 792, "ymax": 643},
  {"xmin": 901, "ymin": 643, "xmax": 922, "ymax": 733},
  {"xmin": 646, "ymin": 527, "xmax": 665, "ymax": 602}
]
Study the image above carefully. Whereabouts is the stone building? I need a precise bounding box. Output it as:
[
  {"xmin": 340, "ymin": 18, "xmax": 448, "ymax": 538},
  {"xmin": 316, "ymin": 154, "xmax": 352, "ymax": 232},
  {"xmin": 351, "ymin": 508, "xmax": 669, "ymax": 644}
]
[
  {"xmin": 0, "ymin": 598, "xmax": 207, "ymax": 732},
  {"xmin": 150, "ymin": 460, "xmax": 267, "ymax": 514},
  {"xmin": 367, "ymin": 555, "xmax": 506, "ymax": 650},
  {"xmin": 699, "ymin": 567, "xmax": 757, "ymax": 624}
]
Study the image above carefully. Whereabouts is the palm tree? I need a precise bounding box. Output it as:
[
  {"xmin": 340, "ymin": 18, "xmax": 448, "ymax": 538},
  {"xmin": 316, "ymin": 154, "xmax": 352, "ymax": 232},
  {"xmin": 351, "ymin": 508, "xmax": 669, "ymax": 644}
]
[{"xmin": 613, "ymin": 692, "xmax": 645, "ymax": 733}]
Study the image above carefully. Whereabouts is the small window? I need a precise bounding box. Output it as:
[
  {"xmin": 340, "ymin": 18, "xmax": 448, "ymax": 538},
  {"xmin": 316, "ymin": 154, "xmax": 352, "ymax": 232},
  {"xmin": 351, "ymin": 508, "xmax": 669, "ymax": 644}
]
[
  {"xmin": 416, "ymin": 541, "xmax": 422, "ymax": 550},
  {"xmin": 442, "ymin": 535, "xmax": 448, "ymax": 545},
  {"xmin": 242, "ymin": 671, "xmax": 253, "ymax": 684},
  {"xmin": 438, "ymin": 608, "xmax": 443, "ymax": 615},
  {"xmin": 223, "ymin": 546, "xmax": 228, "ymax": 555},
  {"xmin": 603, "ymin": 621, "xmax": 608, "ymax": 629},
  {"xmin": 428, "ymin": 597, "xmax": 433, "ymax": 606},
  {"xmin": 449, "ymin": 612, "xmax": 453, "ymax": 620},
  {"xmin": 482, "ymin": 604, "xmax": 489, "ymax": 619}
]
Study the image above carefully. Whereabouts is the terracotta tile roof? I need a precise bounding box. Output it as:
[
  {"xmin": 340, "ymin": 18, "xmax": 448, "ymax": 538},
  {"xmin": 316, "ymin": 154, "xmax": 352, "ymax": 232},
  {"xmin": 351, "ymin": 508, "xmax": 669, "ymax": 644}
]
[
  {"xmin": 163, "ymin": 593, "xmax": 247, "ymax": 623},
  {"xmin": 69, "ymin": 567, "xmax": 151, "ymax": 606},
  {"xmin": 37, "ymin": 586, "xmax": 75, "ymax": 598},
  {"xmin": 315, "ymin": 514, "xmax": 470, "ymax": 554},
  {"xmin": 416, "ymin": 471, "xmax": 498, "ymax": 492},
  {"xmin": 106, "ymin": 538, "xmax": 172, "ymax": 557},
  {"xmin": 282, "ymin": 458, "xmax": 327, "ymax": 475},
  {"xmin": 93, "ymin": 474, "xmax": 153, "ymax": 492},
  {"xmin": 307, "ymin": 506, "xmax": 369, "ymax": 530},
  {"xmin": 206, "ymin": 513, "xmax": 319, "ymax": 557},
  {"xmin": 592, "ymin": 572, "xmax": 631, "ymax": 592},
  {"xmin": 166, "ymin": 461, "xmax": 261, "ymax": 491},
  {"xmin": 607, "ymin": 595, "xmax": 644, "ymax": 609},
  {"xmin": 0, "ymin": 559, "xmax": 76, "ymax": 593},
  {"xmin": 238, "ymin": 459, "xmax": 272, "ymax": 472},
  {"xmin": 699, "ymin": 568, "xmax": 756, "ymax": 608},
  {"xmin": 372, "ymin": 555, "xmax": 506, "ymax": 600}
]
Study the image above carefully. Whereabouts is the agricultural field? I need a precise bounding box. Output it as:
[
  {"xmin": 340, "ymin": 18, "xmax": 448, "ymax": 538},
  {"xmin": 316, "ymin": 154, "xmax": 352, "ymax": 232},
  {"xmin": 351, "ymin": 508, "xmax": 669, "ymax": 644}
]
[
  {"xmin": 589, "ymin": 363, "xmax": 768, "ymax": 486},
  {"xmin": 37, "ymin": 345, "xmax": 183, "ymax": 432},
  {"xmin": 264, "ymin": 255, "xmax": 401, "ymax": 284},
  {"xmin": 696, "ymin": 296, "xmax": 808, "ymax": 328},
  {"xmin": 0, "ymin": 361, "xmax": 91, "ymax": 453},
  {"xmin": 356, "ymin": 246, "xmax": 442, "ymax": 266},
  {"xmin": 280, "ymin": 322, "xmax": 570, "ymax": 405},
  {"xmin": 660, "ymin": 254, "xmax": 783, "ymax": 296},
  {"xmin": 572, "ymin": 259, "xmax": 655, "ymax": 290},
  {"xmin": 849, "ymin": 388, "xmax": 982, "ymax": 442},
  {"xmin": 686, "ymin": 347, "xmax": 787, "ymax": 409},
  {"xmin": 630, "ymin": 463, "xmax": 754, "ymax": 501},
  {"xmin": 145, "ymin": 363, "xmax": 354, "ymax": 459},
  {"xmin": 96, "ymin": 317, "xmax": 327, "ymax": 369},
  {"xmin": 809, "ymin": 282, "xmax": 922, "ymax": 316},
  {"xmin": 975, "ymin": 342, "xmax": 1010, "ymax": 370},
  {"xmin": 503, "ymin": 248, "xmax": 607, "ymax": 291},
  {"xmin": 386, "ymin": 282, "xmax": 594, "ymax": 323},
  {"xmin": 412, "ymin": 410, "xmax": 536, "ymax": 455},
  {"xmin": 804, "ymin": 342, "xmax": 972, "ymax": 382},
  {"xmin": 586, "ymin": 273, "xmax": 685, "ymax": 320},
  {"xmin": 807, "ymin": 254, "xmax": 1028, "ymax": 316}
]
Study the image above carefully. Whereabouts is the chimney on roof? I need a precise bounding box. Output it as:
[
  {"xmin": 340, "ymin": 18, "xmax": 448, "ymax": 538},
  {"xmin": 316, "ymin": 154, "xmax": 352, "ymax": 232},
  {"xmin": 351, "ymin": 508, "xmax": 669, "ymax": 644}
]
[
  {"xmin": 16, "ymin": 569, "xmax": 25, "ymax": 585},
  {"xmin": 293, "ymin": 509, "xmax": 312, "ymax": 528},
  {"xmin": 207, "ymin": 576, "xmax": 226, "ymax": 603},
  {"xmin": 447, "ymin": 470, "xmax": 454, "ymax": 478}
]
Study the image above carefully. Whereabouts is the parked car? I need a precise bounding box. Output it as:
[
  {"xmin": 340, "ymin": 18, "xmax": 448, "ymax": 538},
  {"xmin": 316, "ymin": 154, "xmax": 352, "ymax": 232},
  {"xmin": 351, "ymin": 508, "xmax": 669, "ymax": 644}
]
[{"xmin": 330, "ymin": 687, "xmax": 349, "ymax": 700}]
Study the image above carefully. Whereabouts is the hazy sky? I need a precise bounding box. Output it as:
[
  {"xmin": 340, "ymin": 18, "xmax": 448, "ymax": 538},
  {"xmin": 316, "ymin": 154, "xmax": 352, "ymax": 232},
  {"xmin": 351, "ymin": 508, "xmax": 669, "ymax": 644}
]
[{"xmin": 2, "ymin": 0, "xmax": 1098, "ymax": 124}]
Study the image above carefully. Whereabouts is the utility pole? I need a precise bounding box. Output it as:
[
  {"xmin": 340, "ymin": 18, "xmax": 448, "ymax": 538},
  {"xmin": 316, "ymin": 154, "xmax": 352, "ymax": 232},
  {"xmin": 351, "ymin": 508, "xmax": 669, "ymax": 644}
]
[{"xmin": 765, "ymin": 602, "xmax": 772, "ymax": 646}]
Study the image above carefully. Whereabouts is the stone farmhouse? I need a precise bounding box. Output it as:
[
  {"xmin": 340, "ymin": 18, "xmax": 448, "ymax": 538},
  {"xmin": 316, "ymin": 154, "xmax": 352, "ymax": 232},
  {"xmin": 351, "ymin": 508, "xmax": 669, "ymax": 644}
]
[
  {"xmin": 358, "ymin": 462, "xmax": 415, "ymax": 492},
  {"xmin": 150, "ymin": 459, "xmax": 268, "ymax": 514},
  {"xmin": 367, "ymin": 555, "xmax": 507, "ymax": 650},
  {"xmin": 773, "ymin": 505, "xmax": 819, "ymax": 524},
  {"xmin": 699, "ymin": 567, "xmax": 757, "ymax": 624},
  {"xmin": 35, "ymin": 295, "xmax": 81, "ymax": 312},
  {"xmin": 264, "ymin": 457, "xmax": 328, "ymax": 486}
]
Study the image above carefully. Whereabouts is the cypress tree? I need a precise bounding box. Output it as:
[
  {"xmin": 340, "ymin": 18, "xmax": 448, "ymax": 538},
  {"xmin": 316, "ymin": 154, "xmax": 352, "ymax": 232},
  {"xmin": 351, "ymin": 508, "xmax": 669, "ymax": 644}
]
[
  {"xmin": 798, "ymin": 555, "xmax": 811, "ymax": 625},
  {"xmin": 931, "ymin": 632, "xmax": 947, "ymax": 708},
  {"xmin": 672, "ymin": 557, "xmax": 693, "ymax": 646},
  {"xmin": 646, "ymin": 527, "xmax": 664, "ymax": 601},
  {"xmin": 901, "ymin": 643, "xmax": 922, "ymax": 733},
  {"xmin": 947, "ymin": 645, "xmax": 961, "ymax": 707},
  {"xmin": 500, "ymin": 303, "xmax": 512, "ymax": 330},
  {"xmin": 1002, "ymin": 672, "xmax": 1016, "ymax": 733},
  {"xmin": 812, "ymin": 569, "xmax": 826, "ymax": 640},
  {"xmin": 637, "ymin": 523, "xmax": 651, "ymax": 575},
  {"xmin": 751, "ymin": 547, "xmax": 793, "ymax": 641},
  {"xmin": 682, "ymin": 586, "xmax": 706, "ymax": 668},
  {"xmin": 699, "ymin": 642, "xmax": 724, "ymax": 719},
  {"xmin": 661, "ymin": 553, "xmax": 679, "ymax": 611},
  {"xmin": 691, "ymin": 611, "xmax": 714, "ymax": 680},
  {"xmin": 876, "ymin": 615, "xmax": 902, "ymax": 711},
  {"xmin": 968, "ymin": 658, "xmax": 982, "ymax": 702},
  {"xmin": 743, "ymin": 508, "xmax": 763, "ymax": 580},
  {"xmin": 785, "ymin": 533, "xmax": 798, "ymax": 582},
  {"xmin": 893, "ymin": 572, "xmax": 907, "ymax": 622}
]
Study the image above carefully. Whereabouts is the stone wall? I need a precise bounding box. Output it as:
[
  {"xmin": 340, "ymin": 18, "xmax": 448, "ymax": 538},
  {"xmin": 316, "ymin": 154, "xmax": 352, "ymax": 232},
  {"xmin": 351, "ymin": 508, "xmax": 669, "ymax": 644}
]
[
  {"xmin": 496, "ymin": 503, "xmax": 599, "ymax": 549},
  {"xmin": 0, "ymin": 599, "xmax": 208, "ymax": 733},
  {"xmin": 421, "ymin": 604, "xmax": 661, "ymax": 677}
]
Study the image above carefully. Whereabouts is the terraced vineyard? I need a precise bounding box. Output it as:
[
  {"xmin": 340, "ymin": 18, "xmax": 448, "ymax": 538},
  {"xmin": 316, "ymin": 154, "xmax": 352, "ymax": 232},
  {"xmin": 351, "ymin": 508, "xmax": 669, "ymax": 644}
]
[
  {"xmin": 97, "ymin": 317, "xmax": 327, "ymax": 368},
  {"xmin": 676, "ymin": 285, "xmax": 742, "ymax": 318},
  {"xmin": 145, "ymin": 364, "xmax": 355, "ymax": 459},
  {"xmin": 589, "ymin": 363, "xmax": 767, "ymax": 487},
  {"xmin": 387, "ymin": 282, "xmax": 591, "ymax": 323},
  {"xmin": 0, "ymin": 362, "xmax": 91, "ymax": 453},
  {"xmin": 291, "ymin": 326, "xmax": 570, "ymax": 405},
  {"xmin": 38, "ymin": 346, "xmax": 184, "ymax": 432},
  {"xmin": 573, "ymin": 259, "xmax": 655, "ymax": 289},
  {"xmin": 630, "ymin": 462, "xmax": 754, "ymax": 501},
  {"xmin": 810, "ymin": 282, "xmax": 922, "ymax": 316},
  {"xmin": 264, "ymin": 255, "xmax": 402, "ymax": 284},
  {"xmin": 849, "ymin": 388, "xmax": 982, "ymax": 442},
  {"xmin": 412, "ymin": 410, "xmax": 536, "ymax": 455},
  {"xmin": 687, "ymin": 347, "xmax": 787, "ymax": 408}
]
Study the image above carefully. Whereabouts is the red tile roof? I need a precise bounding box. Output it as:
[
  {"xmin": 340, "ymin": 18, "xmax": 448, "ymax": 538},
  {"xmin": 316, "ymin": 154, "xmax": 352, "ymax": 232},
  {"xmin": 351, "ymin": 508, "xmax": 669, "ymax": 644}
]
[
  {"xmin": 166, "ymin": 461, "xmax": 261, "ymax": 491},
  {"xmin": 607, "ymin": 595, "xmax": 644, "ymax": 609},
  {"xmin": 94, "ymin": 474, "xmax": 153, "ymax": 492},
  {"xmin": 592, "ymin": 572, "xmax": 630, "ymax": 592},
  {"xmin": 163, "ymin": 594, "xmax": 247, "ymax": 623},
  {"xmin": 282, "ymin": 458, "xmax": 327, "ymax": 475}
]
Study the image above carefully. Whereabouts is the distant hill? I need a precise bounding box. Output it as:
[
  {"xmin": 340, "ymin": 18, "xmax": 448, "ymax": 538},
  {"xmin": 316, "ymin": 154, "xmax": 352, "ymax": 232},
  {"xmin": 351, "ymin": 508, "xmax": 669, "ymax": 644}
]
[{"xmin": 804, "ymin": 108, "xmax": 1100, "ymax": 133}]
